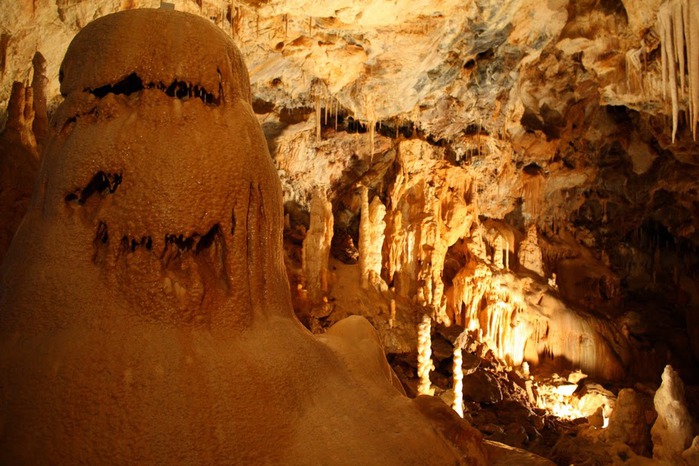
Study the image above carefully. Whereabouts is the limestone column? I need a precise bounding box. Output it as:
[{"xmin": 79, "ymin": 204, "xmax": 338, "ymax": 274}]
[
  {"xmin": 452, "ymin": 347, "xmax": 464, "ymax": 417},
  {"xmin": 358, "ymin": 186, "xmax": 386, "ymax": 289},
  {"xmin": 417, "ymin": 314, "xmax": 435, "ymax": 396},
  {"xmin": 302, "ymin": 190, "xmax": 334, "ymax": 303}
]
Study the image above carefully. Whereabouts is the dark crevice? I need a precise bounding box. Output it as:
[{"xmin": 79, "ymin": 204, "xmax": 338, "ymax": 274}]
[
  {"xmin": 65, "ymin": 171, "xmax": 122, "ymax": 204},
  {"xmin": 119, "ymin": 235, "xmax": 152, "ymax": 253},
  {"xmin": 231, "ymin": 211, "xmax": 236, "ymax": 235},
  {"xmin": 92, "ymin": 221, "xmax": 109, "ymax": 263},
  {"xmin": 95, "ymin": 221, "xmax": 109, "ymax": 244},
  {"xmin": 164, "ymin": 233, "xmax": 196, "ymax": 253},
  {"xmin": 161, "ymin": 223, "xmax": 224, "ymax": 259},
  {"xmin": 196, "ymin": 224, "xmax": 222, "ymax": 254},
  {"xmin": 90, "ymin": 72, "xmax": 143, "ymax": 97},
  {"xmin": 217, "ymin": 68, "xmax": 224, "ymax": 103},
  {"xmin": 58, "ymin": 105, "xmax": 102, "ymax": 135},
  {"xmin": 85, "ymin": 72, "xmax": 220, "ymax": 106}
]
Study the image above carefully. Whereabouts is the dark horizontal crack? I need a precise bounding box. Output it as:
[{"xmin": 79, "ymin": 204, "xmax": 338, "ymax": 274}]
[
  {"xmin": 65, "ymin": 171, "xmax": 122, "ymax": 204},
  {"xmin": 196, "ymin": 224, "xmax": 222, "ymax": 254},
  {"xmin": 121, "ymin": 235, "xmax": 153, "ymax": 253},
  {"xmin": 163, "ymin": 223, "xmax": 224, "ymax": 257},
  {"xmin": 86, "ymin": 72, "xmax": 220, "ymax": 106}
]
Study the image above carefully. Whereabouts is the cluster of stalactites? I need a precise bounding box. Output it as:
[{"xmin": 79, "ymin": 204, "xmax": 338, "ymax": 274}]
[
  {"xmin": 385, "ymin": 140, "xmax": 475, "ymax": 326},
  {"xmin": 450, "ymin": 265, "xmax": 530, "ymax": 367},
  {"xmin": 657, "ymin": 0, "xmax": 699, "ymax": 142}
]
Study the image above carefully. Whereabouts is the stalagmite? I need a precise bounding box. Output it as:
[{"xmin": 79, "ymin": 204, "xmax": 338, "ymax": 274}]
[
  {"xmin": 30, "ymin": 52, "xmax": 48, "ymax": 152},
  {"xmin": 302, "ymin": 190, "xmax": 334, "ymax": 303},
  {"xmin": 452, "ymin": 346, "xmax": 464, "ymax": 417},
  {"xmin": 518, "ymin": 224, "xmax": 545, "ymax": 277},
  {"xmin": 0, "ymin": 81, "xmax": 40, "ymax": 263},
  {"xmin": 417, "ymin": 313, "xmax": 435, "ymax": 396},
  {"xmin": 493, "ymin": 235, "xmax": 506, "ymax": 269},
  {"xmin": 359, "ymin": 186, "xmax": 387, "ymax": 289},
  {"xmin": 0, "ymin": 10, "xmax": 489, "ymax": 464},
  {"xmin": 651, "ymin": 365, "xmax": 695, "ymax": 463}
]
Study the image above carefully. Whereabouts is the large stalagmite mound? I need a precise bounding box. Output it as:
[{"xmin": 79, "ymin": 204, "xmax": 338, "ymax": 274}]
[{"xmin": 0, "ymin": 9, "xmax": 486, "ymax": 464}]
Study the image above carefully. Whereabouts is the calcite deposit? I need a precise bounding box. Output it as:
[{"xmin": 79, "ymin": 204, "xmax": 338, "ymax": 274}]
[
  {"xmin": 2, "ymin": 0, "xmax": 699, "ymax": 464},
  {"xmin": 0, "ymin": 9, "xmax": 488, "ymax": 464}
]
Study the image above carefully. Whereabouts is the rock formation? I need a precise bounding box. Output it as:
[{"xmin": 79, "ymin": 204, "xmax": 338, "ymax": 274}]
[
  {"xmin": 301, "ymin": 189, "xmax": 333, "ymax": 303},
  {"xmin": 0, "ymin": 9, "xmax": 488, "ymax": 464},
  {"xmin": 2, "ymin": 0, "xmax": 699, "ymax": 464},
  {"xmin": 0, "ymin": 81, "xmax": 40, "ymax": 263},
  {"xmin": 651, "ymin": 365, "xmax": 696, "ymax": 463},
  {"xmin": 359, "ymin": 186, "xmax": 386, "ymax": 289}
]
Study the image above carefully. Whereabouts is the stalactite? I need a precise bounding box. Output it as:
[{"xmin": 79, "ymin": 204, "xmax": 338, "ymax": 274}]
[
  {"xmin": 505, "ymin": 239, "xmax": 509, "ymax": 270},
  {"xmin": 417, "ymin": 313, "xmax": 435, "ymax": 396},
  {"xmin": 523, "ymin": 174, "xmax": 544, "ymax": 221},
  {"xmin": 452, "ymin": 347, "xmax": 464, "ymax": 417},
  {"xmin": 657, "ymin": 0, "xmax": 699, "ymax": 141},
  {"xmin": 334, "ymin": 99, "xmax": 338, "ymax": 131},
  {"xmin": 315, "ymin": 94, "xmax": 321, "ymax": 140}
]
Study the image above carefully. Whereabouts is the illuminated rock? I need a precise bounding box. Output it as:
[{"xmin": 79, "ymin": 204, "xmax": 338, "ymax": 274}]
[
  {"xmin": 651, "ymin": 365, "xmax": 695, "ymax": 464},
  {"xmin": 518, "ymin": 225, "xmax": 544, "ymax": 277},
  {"xmin": 0, "ymin": 10, "xmax": 487, "ymax": 464},
  {"xmin": 605, "ymin": 388, "xmax": 653, "ymax": 457},
  {"xmin": 302, "ymin": 189, "xmax": 333, "ymax": 303},
  {"xmin": 386, "ymin": 139, "xmax": 476, "ymax": 324},
  {"xmin": 359, "ymin": 186, "xmax": 386, "ymax": 289},
  {"xmin": 417, "ymin": 313, "xmax": 435, "ymax": 396}
]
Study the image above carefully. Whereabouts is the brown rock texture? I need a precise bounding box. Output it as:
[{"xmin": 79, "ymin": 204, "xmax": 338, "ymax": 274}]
[{"xmin": 0, "ymin": 81, "xmax": 40, "ymax": 263}]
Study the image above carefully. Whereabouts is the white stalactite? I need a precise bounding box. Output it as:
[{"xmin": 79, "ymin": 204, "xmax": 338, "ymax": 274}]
[
  {"xmin": 417, "ymin": 313, "xmax": 435, "ymax": 396},
  {"xmin": 658, "ymin": 0, "xmax": 699, "ymax": 141},
  {"xmin": 452, "ymin": 347, "xmax": 464, "ymax": 417}
]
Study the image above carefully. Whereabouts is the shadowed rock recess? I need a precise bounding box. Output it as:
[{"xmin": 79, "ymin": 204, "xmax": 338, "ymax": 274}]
[{"xmin": 0, "ymin": 9, "xmax": 491, "ymax": 465}]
